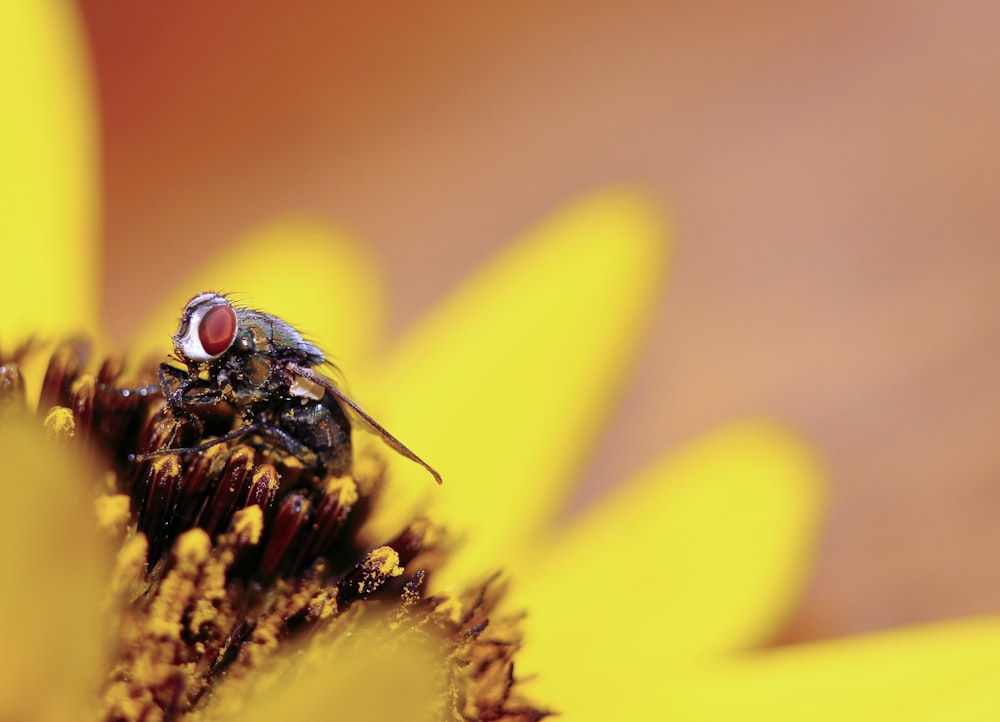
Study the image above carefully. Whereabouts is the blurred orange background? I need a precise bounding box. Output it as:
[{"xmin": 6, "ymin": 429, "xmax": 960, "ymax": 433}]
[{"xmin": 79, "ymin": 1, "xmax": 1000, "ymax": 642}]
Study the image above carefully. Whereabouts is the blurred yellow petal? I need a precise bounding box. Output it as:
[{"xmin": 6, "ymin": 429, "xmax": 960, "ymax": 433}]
[
  {"xmin": 516, "ymin": 420, "xmax": 824, "ymax": 716},
  {"xmin": 211, "ymin": 627, "xmax": 445, "ymax": 722},
  {"xmin": 0, "ymin": 1, "xmax": 98, "ymax": 339},
  {"xmin": 659, "ymin": 617, "xmax": 1000, "ymax": 721},
  {"xmin": 129, "ymin": 218, "xmax": 386, "ymax": 370},
  {"xmin": 361, "ymin": 189, "xmax": 668, "ymax": 584},
  {"xmin": 14, "ymin": 4, "xmax": 998, "ymax": 717},
  {"xmin": 0, "ymin": 417, "xmax": 107, "ymax": 721}
]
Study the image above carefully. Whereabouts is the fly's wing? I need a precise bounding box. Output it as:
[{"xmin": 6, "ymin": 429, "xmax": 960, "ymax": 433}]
[{"xmin": 287, "ymin": 363, "xmax": 442, "ymax": 485}]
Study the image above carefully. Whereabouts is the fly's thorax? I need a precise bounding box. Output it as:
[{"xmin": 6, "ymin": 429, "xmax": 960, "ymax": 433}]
[
  {"xmin": 243, "ymin": 353, "xmax": 272, "ymax": 388},
  {"xmin": 235, "ymin": 308, "xmax": 325, "ymax": 367}
]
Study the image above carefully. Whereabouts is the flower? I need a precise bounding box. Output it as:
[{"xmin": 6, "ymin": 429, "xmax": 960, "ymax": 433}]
[
  {"xmin": 20, "ymin": 326, "xmax": 549, "ymax": 721},
  {"xmin": 5, "ymin": 3, "xmax": 1000, "ymax": 721}
]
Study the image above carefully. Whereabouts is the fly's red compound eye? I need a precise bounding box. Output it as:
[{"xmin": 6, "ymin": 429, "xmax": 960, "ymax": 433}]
[{"xmin": 198, "ymin": 303, "xmax": 237, "ymax": 357}]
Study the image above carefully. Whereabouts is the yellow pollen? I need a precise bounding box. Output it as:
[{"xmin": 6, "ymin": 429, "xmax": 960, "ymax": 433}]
[
  {"xmin": 251, "ymin": 463, "xmax": 280, "ymax": 493},
  {"xmin": 232, "ymin": 505, "xmax": 264, "ymax": 545},
  {"xmin": 146, "ymin": 530, "xmax": 212, "ymax": 640},
  {"xmin": 175, "ymin": 528, "xmax": 212, "ymax": 568},
  {"xmin": 313, "ymin": 593, "xmax": 338, "ymax": 621},
  {"xmin": 151, "ymin": 454, "xmax": 181, "ymax": 477},
  {"xmin": 187, "ymin": 550, "xmax": 229, "ymax": 636},
  {"xmin": 326, "ymin": 475, "xmax": 359, "ymax": 506},
  {"xmin": 109, "ymin": 535, "xmax": 149, "ymax": 600},
  {"xmin": 433, "ymin": 596, "xmax": 466, "ymax": 625},
  {"xmin": 95, "ymin": 494, "xmax": 132, "ymax": 535},
  {"xmin": 42, "ymin": 406, "xmax": 75, "ymax": 439},
  {"xmin": 361, "ymin": 546, "xmax": 404, "ymax": 593}
]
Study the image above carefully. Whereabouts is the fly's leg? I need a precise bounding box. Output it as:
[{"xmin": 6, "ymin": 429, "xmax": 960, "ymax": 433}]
[
  {"xmin": 254, "ymin": 423, "xmax": 321, "ymax": 468},
  {"xmin": 131, "ymin": 420, "xmax": 323, "ymax": 469},
  {"xmin": 96, "ymin": 380, "xmax": 162, "ymax": 399},
  {"xmin": 129, "ymin": 423, "xmax": 261, "ymax": 462},
  {"xmin": 93, "ymin": 363, "xmax": 167, "ymax": 399},
  {"xmin": 94, "ymin": 362, "xmax": 191, "ymax": 400},
  {"xmin": 159, "ymin": 363, "xmax": 221, "ymax": 418}
]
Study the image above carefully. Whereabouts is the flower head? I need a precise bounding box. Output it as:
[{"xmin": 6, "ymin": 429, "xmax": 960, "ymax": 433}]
[
  {"xmin": 5, "ymin": 3, "xmax": 1000, "ymax": 722},
  {"xmin": 2, "ymin": 328, "xmax": 551, "ymax": 721}
]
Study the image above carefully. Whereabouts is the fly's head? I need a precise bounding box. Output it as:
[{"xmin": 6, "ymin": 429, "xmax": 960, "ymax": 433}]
[{"xmin": 171, "ymin": 292, "xmax": 239, "ymax": 369}]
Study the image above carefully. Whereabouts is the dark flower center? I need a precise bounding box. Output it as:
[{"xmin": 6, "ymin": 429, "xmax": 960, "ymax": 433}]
[{"xmin": 1, "ymin": 340, "xmax": 549, "ymax": 722}]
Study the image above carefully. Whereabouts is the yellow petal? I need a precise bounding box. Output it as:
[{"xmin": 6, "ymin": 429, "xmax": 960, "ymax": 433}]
[
  {"xmin": 0, "ymin": 417, "xmax": 107, "ymax": 721},
  {"xmin": 211, "ymin": 625, "xmax": 445, "ymax": 722},
  {"xmin": 0, "ymin": 1, "xmax": 99, "ymax": 339},
  {"xmin": 360, "ymin": 189, "xmax": 668, "ymax": 584},
  {"xmin": 515, "ymin": 421, "xmax": 824, "ymax": 715},
  {"xmin": 128, "ymin": 218, "xmax": 386, "ymax": 371},
  {"xmin": 658, "ymin": 617, "xmax": 1000, "ymax": 721}
]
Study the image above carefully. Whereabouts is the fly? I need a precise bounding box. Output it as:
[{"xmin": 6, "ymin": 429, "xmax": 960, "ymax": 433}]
[{"xmin": 130, "ymin": 292, "xmax": 441, "ymax": 484}]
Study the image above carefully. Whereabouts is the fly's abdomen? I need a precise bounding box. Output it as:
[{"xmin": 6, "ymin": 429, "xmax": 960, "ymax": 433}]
[{"xmin": 280, "ymin": 400, "xmax": 352, "ymax": 476}]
